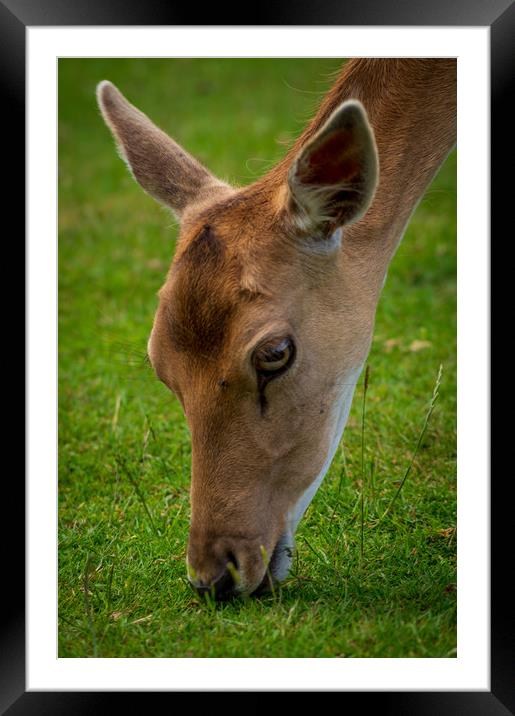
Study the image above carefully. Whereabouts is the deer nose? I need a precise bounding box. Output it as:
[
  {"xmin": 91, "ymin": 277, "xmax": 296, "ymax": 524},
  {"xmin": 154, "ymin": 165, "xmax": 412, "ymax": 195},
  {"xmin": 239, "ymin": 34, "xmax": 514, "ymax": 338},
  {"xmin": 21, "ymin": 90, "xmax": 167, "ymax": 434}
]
[{"xmin": 191, "ymin": 565, "xmax": 238, "ymax": 601}]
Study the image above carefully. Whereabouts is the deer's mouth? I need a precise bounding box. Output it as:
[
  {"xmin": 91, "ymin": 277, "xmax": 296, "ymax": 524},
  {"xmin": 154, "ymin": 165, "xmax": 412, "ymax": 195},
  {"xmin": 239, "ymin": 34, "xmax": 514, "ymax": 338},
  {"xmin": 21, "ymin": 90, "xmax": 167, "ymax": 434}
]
[{"xmin": 252, "ymin": 531, "xmax": 294, "ymax": 596}]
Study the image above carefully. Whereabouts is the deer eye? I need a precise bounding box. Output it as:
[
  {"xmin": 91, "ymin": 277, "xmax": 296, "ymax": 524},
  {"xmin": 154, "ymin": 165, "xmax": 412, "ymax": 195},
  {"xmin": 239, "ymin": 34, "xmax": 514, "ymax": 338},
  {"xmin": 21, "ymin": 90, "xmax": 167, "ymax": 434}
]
[{"xmin": 253, "ymin": 337, "xmax": 295, "ymax": 377}]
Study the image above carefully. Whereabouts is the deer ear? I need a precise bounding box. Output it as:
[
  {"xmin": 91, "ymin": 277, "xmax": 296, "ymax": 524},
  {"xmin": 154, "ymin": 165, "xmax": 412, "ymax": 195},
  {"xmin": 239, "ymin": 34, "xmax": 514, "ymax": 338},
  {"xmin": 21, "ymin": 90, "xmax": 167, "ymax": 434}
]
[
  {"xmin": 96, "ymin": 81, "xmax": 230, "ymax": 217},
  {"xmin": 287, "ymin": 100, "xmax": 378, "ymax": 238}
]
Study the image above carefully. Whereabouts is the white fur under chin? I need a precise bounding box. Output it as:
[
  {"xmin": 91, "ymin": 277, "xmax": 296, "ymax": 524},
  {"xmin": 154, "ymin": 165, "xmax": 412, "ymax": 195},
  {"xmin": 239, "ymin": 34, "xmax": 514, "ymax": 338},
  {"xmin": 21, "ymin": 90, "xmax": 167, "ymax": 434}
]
[
  {"xmin": 269, "ymin": 529, "xmax": 295, "ymax": 583},
  {"xmin": 274, "ymin": 364, "xmax": 364, "ymax": 578}
]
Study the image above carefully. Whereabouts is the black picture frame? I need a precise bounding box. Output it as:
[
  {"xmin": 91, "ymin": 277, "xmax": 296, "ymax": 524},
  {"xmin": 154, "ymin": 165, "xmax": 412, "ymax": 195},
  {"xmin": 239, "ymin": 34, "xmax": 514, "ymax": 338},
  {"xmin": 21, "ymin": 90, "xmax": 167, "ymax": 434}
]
[{"xmin": 6, "ymin": 0, "xmax": 506, "ymax": 713}]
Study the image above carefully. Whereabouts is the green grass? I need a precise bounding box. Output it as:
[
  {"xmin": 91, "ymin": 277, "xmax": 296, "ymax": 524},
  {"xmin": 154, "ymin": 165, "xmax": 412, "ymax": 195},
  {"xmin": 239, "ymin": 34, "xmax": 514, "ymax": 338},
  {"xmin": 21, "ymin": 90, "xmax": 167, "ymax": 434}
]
[{"xmin": 58, "ymin": 58, "xmax": 456, "ymax": 658}]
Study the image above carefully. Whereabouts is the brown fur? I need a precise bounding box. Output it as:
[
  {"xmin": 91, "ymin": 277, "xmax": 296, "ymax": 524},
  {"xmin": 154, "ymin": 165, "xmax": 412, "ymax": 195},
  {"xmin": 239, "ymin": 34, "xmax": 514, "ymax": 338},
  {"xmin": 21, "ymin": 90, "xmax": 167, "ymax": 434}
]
[{"xmin": 98, "ymin": 59, "xmax": 456, "ymax": 595}]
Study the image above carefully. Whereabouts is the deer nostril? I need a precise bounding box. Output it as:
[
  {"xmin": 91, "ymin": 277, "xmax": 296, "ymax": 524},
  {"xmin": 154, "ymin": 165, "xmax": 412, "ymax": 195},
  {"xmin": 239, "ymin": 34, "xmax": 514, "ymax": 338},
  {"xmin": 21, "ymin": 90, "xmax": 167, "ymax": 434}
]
[
  {"xmin": 226, "ymin": 550, "xmax": 238, "ymax": 571},
  {"xmin": 194, "ymin": 565, "xmax": 238, "ymax": 602},
  {"xmin": 215, "ymin": 568, "xmax": 238, "ymax": 600}
]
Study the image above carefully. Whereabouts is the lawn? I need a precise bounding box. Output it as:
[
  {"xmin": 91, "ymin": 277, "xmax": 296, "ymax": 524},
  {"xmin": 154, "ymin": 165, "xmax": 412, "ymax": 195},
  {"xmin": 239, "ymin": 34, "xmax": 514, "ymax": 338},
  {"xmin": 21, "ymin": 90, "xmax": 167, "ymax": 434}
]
[{"xmin": 58, "ymin": 58, "xmax": 456, "ymax": 658}]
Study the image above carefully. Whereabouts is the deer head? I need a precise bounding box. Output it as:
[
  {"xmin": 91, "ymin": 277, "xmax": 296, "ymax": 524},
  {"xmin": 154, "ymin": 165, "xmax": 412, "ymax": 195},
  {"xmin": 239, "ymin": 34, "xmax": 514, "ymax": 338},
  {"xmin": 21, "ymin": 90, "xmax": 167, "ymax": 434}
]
[{"xmin": 97, "ymin": 77, "xmax": 379, "ymax": 599}]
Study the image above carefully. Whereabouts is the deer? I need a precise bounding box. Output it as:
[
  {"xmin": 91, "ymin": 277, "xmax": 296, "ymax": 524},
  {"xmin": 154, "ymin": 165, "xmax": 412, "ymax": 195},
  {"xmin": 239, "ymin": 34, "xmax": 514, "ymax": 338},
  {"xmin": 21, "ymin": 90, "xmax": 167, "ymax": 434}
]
[{"xmin": 97, "ymin": 58, "xmax": 456, "ymax": 601}]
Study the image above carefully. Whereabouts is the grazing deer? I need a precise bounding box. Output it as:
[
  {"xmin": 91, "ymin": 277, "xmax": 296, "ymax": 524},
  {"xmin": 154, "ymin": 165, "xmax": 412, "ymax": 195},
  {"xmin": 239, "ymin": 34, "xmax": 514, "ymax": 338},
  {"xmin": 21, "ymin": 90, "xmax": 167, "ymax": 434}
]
[{"xmin": 97, "ymin": 59, "xmax": 456, "ymax": 600}]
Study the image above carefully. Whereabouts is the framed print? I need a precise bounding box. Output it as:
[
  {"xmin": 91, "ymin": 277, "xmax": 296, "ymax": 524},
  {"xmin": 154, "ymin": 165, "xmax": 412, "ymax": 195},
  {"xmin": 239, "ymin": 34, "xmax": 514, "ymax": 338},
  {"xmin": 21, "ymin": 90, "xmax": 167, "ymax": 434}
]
[{"xmin": 5, "ymin": 0, "xmax": 508, "ymax": 712}]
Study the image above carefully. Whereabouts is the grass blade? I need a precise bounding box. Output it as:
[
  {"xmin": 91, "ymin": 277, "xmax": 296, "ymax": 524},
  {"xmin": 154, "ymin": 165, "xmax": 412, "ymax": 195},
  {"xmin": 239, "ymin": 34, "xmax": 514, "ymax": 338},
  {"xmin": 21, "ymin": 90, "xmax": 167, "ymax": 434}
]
[
  {"xmin": 360, "ymin": 365, "xmax": 370, "ymax": 560},
  {"xmin": 111, "ymin": 392, "xmax": 122, "ymax": 432},
  {"xmin": 82, "ymin": 555, "xmax": 99, "ymax": 657},
  {"xmin": 380, "ymin": 364, "xmax": 443, "ymax": 522},
  {"xmin": 115, "ymin": 453, "xmax": 160, "ymax": 537},
  {"xmin": 106, "ymin": 561, "xmax": 115, "ymax": 615}
]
